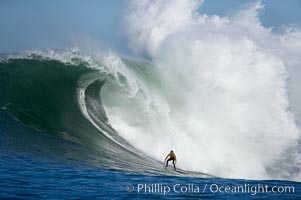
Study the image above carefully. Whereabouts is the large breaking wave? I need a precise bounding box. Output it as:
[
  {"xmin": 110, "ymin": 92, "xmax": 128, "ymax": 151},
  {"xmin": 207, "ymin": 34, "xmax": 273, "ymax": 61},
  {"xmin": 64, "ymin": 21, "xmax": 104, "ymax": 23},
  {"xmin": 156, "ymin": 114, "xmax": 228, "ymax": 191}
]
[
  {"xmin": 0, "ymin": 51, "xmax": 210, "ymax": 178},
  {"xmin": 1, "ymin": 0, "xmax": 301, "ymax": 181},
  {"xmin": 0, "ymin": 47, "xmax": 299, "ymax": 180}
]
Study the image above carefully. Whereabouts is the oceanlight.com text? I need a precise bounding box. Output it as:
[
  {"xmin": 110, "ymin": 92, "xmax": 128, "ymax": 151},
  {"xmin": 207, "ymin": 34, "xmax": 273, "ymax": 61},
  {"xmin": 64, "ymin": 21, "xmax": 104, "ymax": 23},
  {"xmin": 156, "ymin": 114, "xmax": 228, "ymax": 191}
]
[{"xmin": 125, "ymin": 182, "xmax": 295, "ymax": 196}]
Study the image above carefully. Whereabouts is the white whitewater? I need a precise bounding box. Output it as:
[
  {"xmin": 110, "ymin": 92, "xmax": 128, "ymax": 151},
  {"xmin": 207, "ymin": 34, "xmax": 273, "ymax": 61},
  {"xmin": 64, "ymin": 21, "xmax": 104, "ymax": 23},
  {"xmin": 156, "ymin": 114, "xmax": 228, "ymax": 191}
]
[{"xmin": 101, "ymin": 0, "xmax": 301, "ymax": 180}]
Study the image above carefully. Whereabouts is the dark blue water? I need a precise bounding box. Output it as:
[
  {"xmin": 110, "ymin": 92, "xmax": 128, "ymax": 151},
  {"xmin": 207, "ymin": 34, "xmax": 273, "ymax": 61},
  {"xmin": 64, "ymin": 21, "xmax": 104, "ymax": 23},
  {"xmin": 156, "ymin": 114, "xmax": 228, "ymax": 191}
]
[
  {"xmin": 0, "ymin": 109, "xmax": 300, "ymax": 199},
  {"xmin": 1, "ymin": 112, "xmax": 300, "ymax": 200},
  {"xmin": 1, "ymin": 113, "xmax": 300, "ymax": 200},
  {"xmin": 1, "ymin": 151, "xmax": 301, "ymax": 199}
]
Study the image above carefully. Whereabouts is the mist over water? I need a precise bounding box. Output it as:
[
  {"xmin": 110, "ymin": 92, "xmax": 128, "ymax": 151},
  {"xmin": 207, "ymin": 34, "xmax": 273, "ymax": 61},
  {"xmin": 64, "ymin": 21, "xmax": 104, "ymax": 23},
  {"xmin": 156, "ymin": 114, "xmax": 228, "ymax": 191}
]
[{"xmin": 100, "ymin": 0, "xmax": 301, "ymax": 180}]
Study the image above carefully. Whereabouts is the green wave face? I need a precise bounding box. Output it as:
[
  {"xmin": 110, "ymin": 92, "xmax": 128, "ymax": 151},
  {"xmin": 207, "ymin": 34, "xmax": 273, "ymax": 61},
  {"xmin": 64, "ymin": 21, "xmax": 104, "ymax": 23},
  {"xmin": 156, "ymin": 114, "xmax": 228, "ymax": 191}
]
[
  {"xmin": 0, "ymin": 54, "xmax": 192, "ymax": 177},
  {"xmin": 0, "ymin": 58, "xmax": 89, "ymax": 132}
]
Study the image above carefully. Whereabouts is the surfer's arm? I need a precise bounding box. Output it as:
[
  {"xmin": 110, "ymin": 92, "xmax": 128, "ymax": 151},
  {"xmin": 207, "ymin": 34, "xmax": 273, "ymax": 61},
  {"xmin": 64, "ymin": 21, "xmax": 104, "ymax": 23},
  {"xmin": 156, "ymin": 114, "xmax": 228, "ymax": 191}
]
[{"xmin": 164, "ymin": 153, "xmax": 170, "ymax": 162}]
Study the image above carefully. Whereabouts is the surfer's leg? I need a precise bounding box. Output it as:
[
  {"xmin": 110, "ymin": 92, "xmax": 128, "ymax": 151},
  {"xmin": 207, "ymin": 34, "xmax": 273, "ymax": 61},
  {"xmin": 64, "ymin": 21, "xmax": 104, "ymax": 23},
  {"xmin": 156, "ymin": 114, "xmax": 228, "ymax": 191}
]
[
  {"xmin": 172, "ymin": 160, "xmax": 176, "ymax": 170},
  {"xmin": 166, "ymin": 158, "xmax": 172, "ymax": 167}
]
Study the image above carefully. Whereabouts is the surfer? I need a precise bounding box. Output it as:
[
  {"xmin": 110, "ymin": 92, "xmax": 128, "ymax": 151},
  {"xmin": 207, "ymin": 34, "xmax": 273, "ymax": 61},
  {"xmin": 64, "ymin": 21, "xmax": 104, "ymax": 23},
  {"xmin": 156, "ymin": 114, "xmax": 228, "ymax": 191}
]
[{"xmin": 164, "ymin": 150, "xmax": 177, "ymax": 170}]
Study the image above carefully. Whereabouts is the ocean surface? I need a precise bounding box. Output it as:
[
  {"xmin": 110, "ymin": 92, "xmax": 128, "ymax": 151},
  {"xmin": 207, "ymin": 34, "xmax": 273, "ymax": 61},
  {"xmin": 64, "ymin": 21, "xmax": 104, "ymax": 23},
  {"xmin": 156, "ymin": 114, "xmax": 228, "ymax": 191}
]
[
  {"xmin": 1, "ymin": 140, "xmax": 300, "ymax": 199},
  {"xmin": 0, "ymin": 52, "xmax": 301, "ymax": 199}
]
